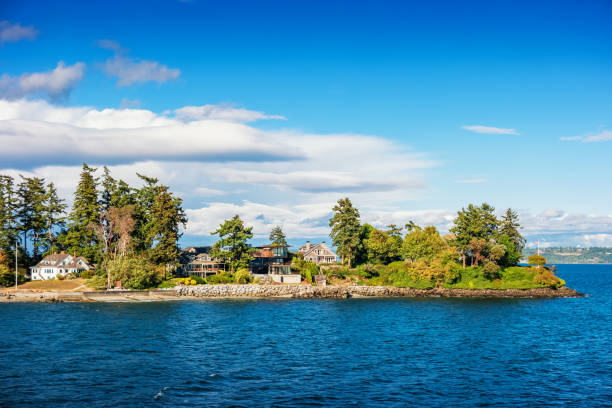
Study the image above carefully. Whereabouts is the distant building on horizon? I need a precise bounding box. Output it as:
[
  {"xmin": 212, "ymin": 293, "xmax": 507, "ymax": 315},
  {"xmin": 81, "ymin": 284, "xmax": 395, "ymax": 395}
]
[
  {"xmin": 30, "ymin": 252, "xmax": 92, "ymax": 280},
  {"xmin": 298, "ymin": 241, "xmax": 337, "ymax": 264}
]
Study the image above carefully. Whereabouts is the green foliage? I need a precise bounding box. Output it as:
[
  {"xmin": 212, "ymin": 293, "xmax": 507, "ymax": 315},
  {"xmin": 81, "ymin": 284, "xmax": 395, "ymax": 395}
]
[
  {"xmin": 148, "ymin": 185, "xmax": 187, "ymax": 267},
  {"xmin": 107, "ymin": 256, "xmax": 164, "ymax": 289},
  {"xmin": 527, "ymin": 254, "xmax": 547, "ymax": 267},
  {"xmin": 234, "ymin": 268, "xmax": 253, "ymax": 284},
  {"xmin": 269, "ymin": 225, "xmax": 288, "ymax": 246},
  {"xmin": 210, "ymin": 215, "xmax": 255, "ymax": 272},
  {"xmin": 292, "ymin": 257, "xmax": 318, "ymax": 282},
  {"xmin": 0, "ymin": 264, "xmax": 26, "ymax": 287},
  {"xmin": 497, "ymin": 234, "xmax": 521, "ymax": 267},
  {"xmin": 61, "ymin": 163, "xmax": 101, "ymax": 262},
  {"xmin": 500, "ymin": 208, "xmax": 526, "ymax": 253},
  {"xmin": 86, "ymin": 275, "xmax": 108, "ymax": 290},
  {"xmin": 329, "ymin": 197, "xmax": 361, "ymax": 268},
  {"xmin": 403, "ymin": 225, "xmax": 447, "ymax": 262},
  {"xmin": 482, "ymin": 260, "xmax": 500, "ymax": 279},
  {"xmin": 206, "ymin": 272, "xmax": 235, "ymax": 284},
  {"xmin": 533, "ymin": 267, "xmax": 564, "ymax": 288},
  {"xmin": 364, "ymin": 228, "xmax": 402, "ymax": 264},
  {"xmin": 80, "ymin": 270, "xmax": 95, "ymax": 279},
  {"xmin": 450, "ymin": 203, "xmax": 499, "ymax": 265}
]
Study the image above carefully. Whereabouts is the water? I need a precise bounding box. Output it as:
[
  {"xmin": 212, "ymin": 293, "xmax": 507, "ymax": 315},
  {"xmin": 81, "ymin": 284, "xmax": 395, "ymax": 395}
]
[{"xmin": 1, "ymin": 264, "xmax": 610, "ymax": 407}]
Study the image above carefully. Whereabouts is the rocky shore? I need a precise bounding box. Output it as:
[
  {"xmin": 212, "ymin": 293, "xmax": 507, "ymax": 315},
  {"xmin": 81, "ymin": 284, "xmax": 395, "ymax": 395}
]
[{"xmin": 176, "ymin": 284, "xmax": 584, "ymax": 299}]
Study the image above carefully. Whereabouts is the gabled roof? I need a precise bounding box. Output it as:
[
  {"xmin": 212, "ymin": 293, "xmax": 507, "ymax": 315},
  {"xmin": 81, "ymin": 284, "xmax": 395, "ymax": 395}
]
[
  {"xmin": 299, "ymin": 243, "xmax": 336, "ymax": 258},
  {"xmin": 33, "ymin": 253, "xmax": 91, "ymax": 269}
]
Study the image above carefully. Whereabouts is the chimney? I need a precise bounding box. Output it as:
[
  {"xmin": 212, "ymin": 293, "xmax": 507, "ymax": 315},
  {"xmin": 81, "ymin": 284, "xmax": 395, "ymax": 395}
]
[
  {"xmin": 305, "ymin": 241, "xmax": 311, "ymax": 250},
  {"xmin": 321, "ymin": 242, "xmax": 326, "ymax": 248}
]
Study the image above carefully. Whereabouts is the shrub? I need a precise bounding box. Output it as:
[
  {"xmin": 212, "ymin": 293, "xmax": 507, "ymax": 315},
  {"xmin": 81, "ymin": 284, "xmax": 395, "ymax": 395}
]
[
  {"xmin": 0, "ymin": 265, "xmax": 26, "ymax": 287},
  {"xmin": 533, "ymin": 268, "xmax": 564, "ymax": 288},
  {"xmin": 206, "ymin": 272, "xmax": 234, "ymax": 284},
  {"xmin": 107, "ymin": 256, "xmax": 164, "ymax": 289},
  {"xmin": 234, "ymin": 268, "xmax": 252, "ymax": 284},
  {"xmin": 482, "ymin": 261, "xmax": 500, "ymax": 279},
  {"xmin": 86, "ymin": 275, "xmax": 108, "ymax": 290},
  {"xmin": 56, "ymin": 274, "xmax": 65, "ymax": 280},
  {"xmin": 527, "ymin": 254, "xmax": 547, "ymax": 268},
  {"xmin": 81, "ymin": 270, "xmax": 94, "ymax": 279}
]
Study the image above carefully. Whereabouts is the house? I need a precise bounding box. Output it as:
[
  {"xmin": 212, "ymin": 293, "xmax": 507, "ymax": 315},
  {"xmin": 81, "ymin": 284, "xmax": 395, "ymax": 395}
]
[
  {"xmin": 250, "ymin": 245, "xmax": 301, "ymax": 284},
  {"xmin": 179, "ymin": 246, "xmax": 226, "ymax": 278},
  {"xmin": 30, "ymin": 252, "xmax": 92, "ymax": 280},
  {"xmin": 298, "ymin": 241, "xmax": 337, "ymax": 264}
]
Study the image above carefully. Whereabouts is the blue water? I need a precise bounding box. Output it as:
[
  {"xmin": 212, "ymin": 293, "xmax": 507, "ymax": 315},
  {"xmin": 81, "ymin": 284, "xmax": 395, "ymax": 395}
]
[{"xmin": 1, "ymin": 265, "xmax": 610, "ymax": 407}]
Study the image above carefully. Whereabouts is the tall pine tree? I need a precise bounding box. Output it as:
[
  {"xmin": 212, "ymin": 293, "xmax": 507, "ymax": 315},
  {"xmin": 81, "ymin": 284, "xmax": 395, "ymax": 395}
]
[
  {"xmin": 62, "ymin": 163, "xmax": 100, "ymax": 262},
  {"xmin": 329, "ymin": 197, "xmax": 361, "ymax": 268},
  {"xmin": 16, "ymin": 176, "xmax": 47, "ymax": 261},
  {"xmin": 0, "ymin": 175, "xmax": 18, "ymax": 259},
  {"xmin": 211, "ymin": 215, "xmax": 254, "ymax": 272},
  {"xmin": 148, "ymin": 185, "xmax": 187, "ymax": 273},
  {"xmin": 41, "ymin": 182, "xmax": 67, "ymax": 255}
]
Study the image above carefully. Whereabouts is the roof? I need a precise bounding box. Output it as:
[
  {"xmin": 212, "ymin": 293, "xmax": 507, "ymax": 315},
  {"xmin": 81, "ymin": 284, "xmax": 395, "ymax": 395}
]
[
  {"xmin": 298, "ymin": 242, "xmax": 336, "ymax": 258},
  {"xmin": 33, "ymin": 253, "xmax": 91, "ymax": 269}
]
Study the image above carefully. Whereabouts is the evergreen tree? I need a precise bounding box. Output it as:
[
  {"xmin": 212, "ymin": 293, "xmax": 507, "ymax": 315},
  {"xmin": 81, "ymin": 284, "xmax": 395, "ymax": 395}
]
[
  {"xmin": 329, "ymin": 197, "xmax": 361, "ymax": 268},
  {"xmin": 41, "ymin": 182, "xmax": 67, "ymax": 255},
  {"xmin": 269, "ymin": 225, "xmax": 288, "ymax": 246},
  {"xmin": 100, "ymin": 166, "xmax": 117, "ymax": 212},
  {"xmin": 148, "ymin": 185, "xmax": 187, "ymax": 275},
  {"xmin": 16, "ymin": 176, "xmax": 47, "ymax": 261},
  {"xmin": 0, "ymin": 175, "xmax": 18, "ymax": 258},
  {"xmin": 132, "ymin": 173, "xmax": 159, "ymax": 252},
  {"xmin": 499, "ymin": 208, "xmax": 526, "ymax": 252},
  {"xmin": 450, "ymin": 203, "xmax": 499, "ymax": 267},
  {"xmin": 211, "ymin": 215, "xmax": 254, "ymax": 272},
  {"xmin": 62, "ymin": 163, "xmax": 100, "ymax": 262}
]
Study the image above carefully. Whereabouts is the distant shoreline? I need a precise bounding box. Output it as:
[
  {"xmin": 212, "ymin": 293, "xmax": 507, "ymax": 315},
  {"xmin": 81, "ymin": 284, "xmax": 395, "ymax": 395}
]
[{"xmin": 0, "ymin": 284, "xmax": 584, "ymax": 303}]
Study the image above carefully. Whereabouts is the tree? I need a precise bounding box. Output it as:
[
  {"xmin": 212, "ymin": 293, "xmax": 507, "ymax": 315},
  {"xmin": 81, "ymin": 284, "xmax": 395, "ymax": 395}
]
[
  {"xmin": 131, "ymin": 173, "xmax": 159, "ymax": 252},
  {"xmin": 499, "ymin": 208, "xmax": 526, "ymax": 253},
  {"xmin": 148, "ymin": 186, "xmax": 187, "ymax": 277},
  {"xmin": 528, "ymin": 254, "xmax": 547, "ymax": 269},
  {"xmin": 450, "ymin": 203, "xmax": 499, "ymax": 267},
  {"xmin": 403, "ymin": 225, "xmax": 447, "ymax": 263},
  {"xmin": 364, "ymin": 228, "xmax": 402, "ymax": 264},
  {"xmin": 269, "ymin": 225, "xmax": 288, "ymax": 246},
  {"xmin": 0, "ymin": 175, "xmax": 18, "ymax": 259},
  {"xmin": 62, "ymin": 163, "xmax": 100, "ymax": 262},
  {"xmin": 329, "ymin": 198, "xmax": 361, "ymax": 268},
  {"xmin": 211, "ymin": 215, "xmax": 255, "ymax": 272},
  {"xmin": 354, "ymin": 223, "xmax": 374, "ymax": 266},
  {"xmin": 16, "ymin": 176, "xmax": 47, "ymax": 261},
  {"xmin": 40, "ymin": 182, "xmax": 67, "ymax": 255}
]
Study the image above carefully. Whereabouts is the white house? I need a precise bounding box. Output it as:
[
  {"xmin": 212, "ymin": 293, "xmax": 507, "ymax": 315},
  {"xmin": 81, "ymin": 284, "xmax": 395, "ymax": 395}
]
[
  {"xmin": 298, "ymin": 242, "xmax": 337, "ymax": 264},
  {"xmin": 30, "ymin": 252, "xmax": 92, "ymax": 280}
]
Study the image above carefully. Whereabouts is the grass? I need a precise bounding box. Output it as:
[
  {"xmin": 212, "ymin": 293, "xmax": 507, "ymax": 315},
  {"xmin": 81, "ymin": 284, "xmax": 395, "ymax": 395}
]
[
  {"xmin": 18, "ymin": 278, "xmax": 87, "ymax": 291},
  {"xmin": 158, "ymin": 278, "xmax": 183, "ymax": 288}
]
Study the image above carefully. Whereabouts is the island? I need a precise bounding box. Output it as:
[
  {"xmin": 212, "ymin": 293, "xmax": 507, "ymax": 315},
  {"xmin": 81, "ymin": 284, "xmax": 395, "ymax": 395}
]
[{"xmin": 0, "ymin": 165, "xmax": 583, "ymax": 301}]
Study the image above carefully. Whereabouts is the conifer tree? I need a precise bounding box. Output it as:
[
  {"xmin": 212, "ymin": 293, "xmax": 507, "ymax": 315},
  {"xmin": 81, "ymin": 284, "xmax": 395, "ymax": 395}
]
[
  {"xmin": 499, "ymin": 208, "xmax": 525, "ymax": 252},
  {"xmin": 269, "ymin": 225, "xmax": 288, "ymax": 246},
  {"xmin": 132, "ymin": 173, "xmax": 159, "ymax": 252},
  {"xmin": 63, "ymin": 163, "xmax": 100, "ymax": 261},
  {"xmin": 16, "ymin": 176, "xmax": 47, "ymax": 261},
  {"xmin": 41, "ymin": 182, "xmax": 67, "ymax": 255},
  {"xmin": 211, "ymin": 215, "xmax": 254, "ymax": 272},
  {"xmin": 450, "ymin": 203, "xmax": 499, "ymax": 267},
  {"xmin": 0, "ymin": 175, "xmax": 18, "ymax": 258},
  {"xmin": 329, "ymin": 197, "xmax": 361, "ymax": 268},
  {"xmin": 148, "ymin": 185, "xmax": 187, "ymax": 274}
]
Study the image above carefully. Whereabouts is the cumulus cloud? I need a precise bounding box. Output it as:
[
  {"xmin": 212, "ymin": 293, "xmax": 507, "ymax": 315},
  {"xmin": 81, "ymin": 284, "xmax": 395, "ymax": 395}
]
[
  {"xmin": 561, "ymin": 130, "xmax": 612, "ymax": 143},
  {"xmin": 172, "ymin": 104, "xmax": 286, "ymax": 122},
  {"xmin": 98, "ymin": 40, "xmax": 180, "ymax": 86},
  {"xmin": 0, "ymin": 21, "xmax": 38, "ymax": 44},
  {"xmin": 461, "ymin": 125, "xmax": 519, "ymax": 135},
  {"xmin": 0, "ymin": 62, "xmax": 85, "ymax": 100}
]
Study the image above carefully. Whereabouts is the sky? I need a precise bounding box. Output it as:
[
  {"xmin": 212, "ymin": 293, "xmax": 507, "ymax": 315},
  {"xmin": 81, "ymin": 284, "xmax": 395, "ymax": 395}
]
[{"xmin": 1, "ymin": 0, "xmax": 611, "ymax": 248}]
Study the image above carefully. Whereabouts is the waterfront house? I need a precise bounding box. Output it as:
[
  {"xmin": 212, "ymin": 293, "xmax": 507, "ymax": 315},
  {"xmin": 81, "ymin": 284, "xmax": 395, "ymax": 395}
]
[
  {"xmin": 250, "ymin": 244, "xmax": 301, "ymax": 284},
  {"xmin": 30, "ymin": 252, "xmax": 92, "ymax": 280},
  {"xmin": 298, "ymin": 241, "xmax": 337, "ymax": 264},
  {"xmin": 179, "ymin": 246, "xmax": 226, "ymax": 278}
]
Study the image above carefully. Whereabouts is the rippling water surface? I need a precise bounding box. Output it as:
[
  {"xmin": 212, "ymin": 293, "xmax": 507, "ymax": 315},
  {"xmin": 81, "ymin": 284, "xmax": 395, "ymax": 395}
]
[{"xmin": 1, "ymin": 264, "xmax": 611, "ymax": 407}]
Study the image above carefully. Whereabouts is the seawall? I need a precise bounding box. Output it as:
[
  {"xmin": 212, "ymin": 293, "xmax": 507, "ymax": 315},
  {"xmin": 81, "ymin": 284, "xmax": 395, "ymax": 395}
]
[{"xmin": 176, "ymin": 284, "xmax": 584, "ymax": 299}]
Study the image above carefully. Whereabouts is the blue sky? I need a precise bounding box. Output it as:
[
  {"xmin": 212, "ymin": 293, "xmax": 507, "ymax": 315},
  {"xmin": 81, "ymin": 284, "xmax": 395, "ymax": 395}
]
[{"xmin": 1, "ymin": 0, "xmax": 611, "ymax": 247}]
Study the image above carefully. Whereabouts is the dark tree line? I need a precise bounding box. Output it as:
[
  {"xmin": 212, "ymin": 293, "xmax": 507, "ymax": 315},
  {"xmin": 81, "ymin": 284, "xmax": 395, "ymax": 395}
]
[{"xmin": 0, "ymin": 164, "xmax": 187, "ymax": 277}]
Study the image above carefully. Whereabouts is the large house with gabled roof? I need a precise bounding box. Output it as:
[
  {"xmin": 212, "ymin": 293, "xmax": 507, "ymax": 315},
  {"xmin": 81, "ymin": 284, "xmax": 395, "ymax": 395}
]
[
  {"xmin": 30, "ymin": 252, "xmax": 92, "ymax": 280},
  {"xmin": 298, "ymin": 241, "xmax": 337, "ymax": 264}
]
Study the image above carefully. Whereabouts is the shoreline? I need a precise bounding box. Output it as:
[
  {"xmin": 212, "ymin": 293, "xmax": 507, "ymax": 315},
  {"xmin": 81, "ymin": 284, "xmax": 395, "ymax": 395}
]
[{"xmin": 0, "ymin": 284, "xmax": 584, "ymax": 303}]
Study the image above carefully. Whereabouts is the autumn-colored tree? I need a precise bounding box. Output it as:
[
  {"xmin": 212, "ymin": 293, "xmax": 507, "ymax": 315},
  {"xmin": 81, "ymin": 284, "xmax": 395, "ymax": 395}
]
[{"xmin": 528, "ymin": 254, "xmax": 547, "ymax": 269}]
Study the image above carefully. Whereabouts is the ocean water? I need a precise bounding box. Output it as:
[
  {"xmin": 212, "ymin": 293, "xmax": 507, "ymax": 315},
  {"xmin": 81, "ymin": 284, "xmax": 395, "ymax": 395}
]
[{"xmin": 1, "ymin": 264, "xmax": 610, "ymax": 407}]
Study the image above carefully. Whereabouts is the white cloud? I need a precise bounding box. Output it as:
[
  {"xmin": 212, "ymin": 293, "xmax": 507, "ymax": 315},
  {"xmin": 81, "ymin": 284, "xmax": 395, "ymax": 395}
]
[
  {"xmin": 0, "ymin": 62, "xmax": 85, "ymax": 100},
  {"xmin": 561, "ymin": 130, "xmax": 612, "ymax": 143},
  {"xmin": 461, "ymin": 125, "xmax": 519, "ymax": 135},
  {"xmin": 455, "ymin": 178, "xmax": 487, "ymax": 184},
  {"xmin": 99, "ymin": 40, "xmax": 180, "ymax": 86},
  {"xmin": 582, "ymin": 234, "xmax": 612, "ymax": 247},
  {"xmin": 173, "ymin": 104, "xmax": 286, "ymax": 122},
  {"xmin": 0, "ymin": 21, "xmax": 38, "ymax": 44}
]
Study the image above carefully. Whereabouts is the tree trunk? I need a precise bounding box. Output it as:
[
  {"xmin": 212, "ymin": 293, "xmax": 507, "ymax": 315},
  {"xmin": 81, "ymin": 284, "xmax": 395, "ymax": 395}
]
[
  {"xmin": 347, "ymin": 247, "xmax": 351, "ymax": 269},
  {"xmin": 462, "ymin": 253, "xmax": 466, "ymax": 268}
]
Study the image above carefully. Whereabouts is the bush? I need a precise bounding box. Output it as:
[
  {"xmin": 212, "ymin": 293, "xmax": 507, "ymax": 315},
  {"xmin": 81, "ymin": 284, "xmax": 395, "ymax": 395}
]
[
  {"xmin": 482, "ymin": 261, "xmax": 500, "ymax": 279},
  {"xmin": 56, "ymin": 274, "xmax": 65, "ymax": 280},
  {"xmin": 533, "ymin": 268, "xmax": 564, "ymax": 288},
  {"xmin": 206, "ymin": 272, "xmax": 234, "ymax": 284},
  {"xmin": 86, "ymin": 275, "xmax": 108, "ymax": 290},
  {"xmin": 0, "ymin": 265, "xmax": 26, "ymax": 287},
  {"xmin": 107, "ymin": 256, "xmax": 164, "ymax": 289},
  {"xmin": 234, "ymin": 268, "xmax": 252, "ymax": 284},
  {"xmin": 81, "ymin": 270, "xmax": 95, "ymax": 279}
]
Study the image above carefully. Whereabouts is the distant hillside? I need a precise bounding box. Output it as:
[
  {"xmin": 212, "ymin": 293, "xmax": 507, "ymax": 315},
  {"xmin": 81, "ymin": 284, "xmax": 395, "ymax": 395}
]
[{"xmin": 523, "ymin": 247, "xmax": 612, "ymax": 264}]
